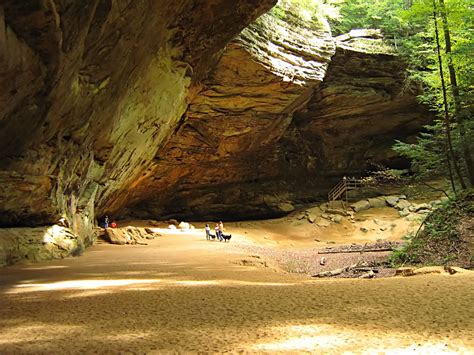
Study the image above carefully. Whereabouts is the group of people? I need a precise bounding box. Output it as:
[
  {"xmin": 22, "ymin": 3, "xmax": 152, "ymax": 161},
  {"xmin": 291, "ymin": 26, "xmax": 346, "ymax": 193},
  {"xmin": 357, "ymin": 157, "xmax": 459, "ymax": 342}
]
[
  {"xmin": 205, "ymin": 221, "xmax": 225, "ymax": 241},
  {"xmin": 103, "ymin": 216, "xmax": 117, "ymax": 229}
]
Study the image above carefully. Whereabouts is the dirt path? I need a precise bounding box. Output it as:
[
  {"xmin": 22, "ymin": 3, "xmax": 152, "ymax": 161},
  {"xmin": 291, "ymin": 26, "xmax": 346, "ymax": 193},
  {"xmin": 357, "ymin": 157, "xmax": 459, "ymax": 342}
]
[{"xmin": 0, "ymin": 230, "xmax": 473, "ymax": 353}]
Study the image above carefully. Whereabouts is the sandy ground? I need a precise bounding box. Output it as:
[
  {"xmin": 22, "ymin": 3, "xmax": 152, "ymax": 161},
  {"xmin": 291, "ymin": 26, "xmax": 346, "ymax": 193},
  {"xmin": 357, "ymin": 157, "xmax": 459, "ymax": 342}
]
[{"xmin": 1, "ymin": 221, "xmax": 473, "ymax": 354}]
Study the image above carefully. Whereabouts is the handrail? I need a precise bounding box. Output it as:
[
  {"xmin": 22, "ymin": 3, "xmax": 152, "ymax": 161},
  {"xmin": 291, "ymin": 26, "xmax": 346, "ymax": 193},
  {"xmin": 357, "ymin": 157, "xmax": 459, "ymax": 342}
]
[{"xmin": 328, "ymin": 178, "xmax": 363, "ymax": 202}]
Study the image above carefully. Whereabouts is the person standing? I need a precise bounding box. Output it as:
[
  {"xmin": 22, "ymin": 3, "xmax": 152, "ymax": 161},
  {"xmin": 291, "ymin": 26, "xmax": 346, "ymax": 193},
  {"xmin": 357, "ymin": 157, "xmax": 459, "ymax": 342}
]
[
  {"xmin": 104, "ymin": 215, "xmax": 109, "ymax": 229},
  {"xmin": 217, "ymin": 221, "xmax": 224, "ymax": 241},
  {"xmin": 205, "ymin": 224, "xmax": 212, "ymax": 240},
  {"xmin": 215, "ymin": 223, "xmax": 222, "ymax": 241}
]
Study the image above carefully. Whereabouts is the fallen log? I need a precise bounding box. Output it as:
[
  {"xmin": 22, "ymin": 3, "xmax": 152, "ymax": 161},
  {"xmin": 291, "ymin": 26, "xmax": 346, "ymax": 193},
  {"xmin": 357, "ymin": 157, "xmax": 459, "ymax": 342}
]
[
  {"xmin": 353, "ymin": 267, "xmax": 379, "ymax": 273},
  {"xmin": 318, "ymin": 248, "xmax": 394, "ymax": 254},
  {"xmin": 312, "ymin": 263, "xmax": 359, "ymax": 278}
]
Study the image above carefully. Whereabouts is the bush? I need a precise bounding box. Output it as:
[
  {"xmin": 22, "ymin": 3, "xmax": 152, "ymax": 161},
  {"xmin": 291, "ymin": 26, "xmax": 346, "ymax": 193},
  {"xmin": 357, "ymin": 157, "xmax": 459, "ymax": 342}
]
[{"xmin": 390, "ymin": 191, "xmax": 473, "ymax": 267}]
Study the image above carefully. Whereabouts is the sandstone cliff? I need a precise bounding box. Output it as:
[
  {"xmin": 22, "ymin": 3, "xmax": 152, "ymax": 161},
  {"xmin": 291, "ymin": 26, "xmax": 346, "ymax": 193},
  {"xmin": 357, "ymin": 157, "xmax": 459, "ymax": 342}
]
[
  {"xmin": 0, "ymin": 3, "xmax": 432, "ymax": 265},
  {"xmin": 0, "ymin": 0, "xmax": 276, "ymax": 265},
  {"xmin": 125, "ymin": 22, "xmax": 431, "ymax": 221}
]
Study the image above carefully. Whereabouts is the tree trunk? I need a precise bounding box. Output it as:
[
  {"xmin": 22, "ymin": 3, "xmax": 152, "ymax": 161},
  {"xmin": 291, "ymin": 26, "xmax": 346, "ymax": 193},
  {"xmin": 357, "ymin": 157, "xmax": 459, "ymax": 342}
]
[
  {"xmin": 432, "ymin": 0, "xmax": 465, "ymax": 192},
  {"xmin": 438, "ymin": 0, "xmax": 474, "ymax": 187}
]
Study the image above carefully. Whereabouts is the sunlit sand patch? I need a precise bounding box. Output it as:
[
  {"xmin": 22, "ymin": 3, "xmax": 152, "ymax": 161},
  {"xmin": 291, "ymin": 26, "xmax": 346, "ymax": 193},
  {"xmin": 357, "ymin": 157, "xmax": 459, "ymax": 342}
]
[
  {"xmin": 250, "ymin": 324, "xmax": 470, "ymax": 353},
  {"xmin": 5, "ymin": 277, "xmax": 300, "ymax": 294},
  {"xmin": 363, "ymin": 342, "xmax": 465, "ymax": 355},
  {"xmin": 63, "ymin": 289, "xmax": 111, "ymax": 299},
  {"xmin": 252, "ymin": 325, "xmax": 345, "ymax": 351},
  {"xmin": 20, "ymin": 266, "xmax": 69, "ymax": 270},
  {"xmin": 96, "ymin": 332, "xmax": 154, "ymax": 342},
  {"xmin": 7, "ymin": 279, "xmax": 163, "ymax": 293},
  {"xmin": 0, "ymin": 323, "xmax": 83, "ymax": 345},
  {"xmin": 172, "ymin": 280, "xmax": 219, "ymax": 286}
]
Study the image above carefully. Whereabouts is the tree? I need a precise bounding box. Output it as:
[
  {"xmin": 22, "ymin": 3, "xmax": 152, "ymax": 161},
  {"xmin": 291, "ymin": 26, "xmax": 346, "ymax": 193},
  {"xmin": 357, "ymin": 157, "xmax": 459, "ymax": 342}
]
[
  {"xmin": 438, "ymin": 0, "xmax": 474, "ymax": 186},
  {"xmin": 390, "ymin": 0, "xmax": 473, "ymax": 190}
]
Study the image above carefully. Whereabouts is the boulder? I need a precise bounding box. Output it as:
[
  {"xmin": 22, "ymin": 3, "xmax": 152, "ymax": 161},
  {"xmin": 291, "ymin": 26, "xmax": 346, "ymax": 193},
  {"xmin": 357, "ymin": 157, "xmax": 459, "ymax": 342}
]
[
  {"xmin": 332, "ymin": 215, "xmax": 343, "ymax": 223},
  {"xmin": 178, "ymin": 221, "xmax": 190, "ymax": 230},
  {"xmin": 104, "ymin": 228, "xmax": 127, "ymax": 245},
  {"xmin": 385, "ymin": 196, "xmax": 399, "ymax": 207},
  {"xmin": 325, "ymin": 208, "xmax": 348, "ymax": 216},
  {"xmin": 368, "ymin": 197, "xmax": 386, "ymax": 208},
  {"xmin": 308, "ymin": 214, "xmax": 318, "ymax": 223},
  {"xmin": 399, "ymin": 208, "xmax": 410, "ymax": 217},
  {"xmin": 351, "ymin": 200, "xmax": 370, "ymax": 212},
  {"xmin": 316, "ymin": 219, "xmax": 331, "ymax": 227},
  {"xmin": 406, "ymin": 214, "xmax": 421, "ymax": 222},
  {"xmin": 276, "ymin": 203, "xmax": 295, "ymax": 213},
  {"xmin": 412, "ymin": 203, "xmax": 431, "ymax": 212},
  {"xmin": 395, "ymin": 199, "xmax": 411, "ymax": 210}
]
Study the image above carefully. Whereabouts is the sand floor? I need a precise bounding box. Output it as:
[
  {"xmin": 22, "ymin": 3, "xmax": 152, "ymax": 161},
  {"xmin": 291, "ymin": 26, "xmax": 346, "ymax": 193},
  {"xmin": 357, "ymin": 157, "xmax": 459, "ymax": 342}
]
[{"xmin": 0, "ymin": 229, "xmax": 473, "ymax": 354}]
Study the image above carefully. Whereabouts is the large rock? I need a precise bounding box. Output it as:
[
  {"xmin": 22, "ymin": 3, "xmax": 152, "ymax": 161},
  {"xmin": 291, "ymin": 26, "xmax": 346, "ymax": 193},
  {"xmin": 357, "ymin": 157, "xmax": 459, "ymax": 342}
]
[
  {"xmin": 351, "ymin": 200, "xmax": 371, "ymax": 212},
  {"xmin": 385, "ymin": 196, "xmax": 400, "ymax": 207},
  {"xmin": 104, "ymin": 226, "xmax": 148, "ymax": 245},
  {"xmin": 0, "ymin": 225, "xmax": 85, "ymax": 266},
  {"xmin": 395, "ymin": 200, "xmax": 411, "ymax": 210},
  {"xmin": 368, "ymin": 197, "xmax": 386, "ymax": 208},
  {"xmin": 275, "ymin": 203, "xmax": 296, "ymax": 213},
  {"xmin": 104, "ymin": 228, "xmax": 128, "ymax": 245}
]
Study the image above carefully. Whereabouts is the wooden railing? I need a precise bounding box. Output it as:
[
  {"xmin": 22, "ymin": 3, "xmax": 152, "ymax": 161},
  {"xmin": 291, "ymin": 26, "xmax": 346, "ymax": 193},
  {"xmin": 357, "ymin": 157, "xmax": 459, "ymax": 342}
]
[{"xmin": 328, "ymin": 178, "xmax": 363, "ymax": 203}]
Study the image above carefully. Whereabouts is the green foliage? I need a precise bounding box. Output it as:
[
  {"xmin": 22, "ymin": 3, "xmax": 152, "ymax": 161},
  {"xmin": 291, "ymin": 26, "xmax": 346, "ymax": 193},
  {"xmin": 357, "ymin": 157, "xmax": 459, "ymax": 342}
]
[
  {"xmin": 393, "ymin": 123, "xmax": 450, "ymax": 180},
  {"xmin": 284, "ymin": 0, "xmax": 473, "ymax": 187},
  {"xmin": 390, "ymin": 190, "xmax": 473, "ymax": 267},
  {"xmin": 390, "ymin": 0, "xmax": 473, "ymax": 188},
  {"xmin": 330, "ymin": 0, "xmax": 410, "ymax": 37},
  {"xmin": 275, "ymin": 0, "xmax": 339, "ymax": 25}
]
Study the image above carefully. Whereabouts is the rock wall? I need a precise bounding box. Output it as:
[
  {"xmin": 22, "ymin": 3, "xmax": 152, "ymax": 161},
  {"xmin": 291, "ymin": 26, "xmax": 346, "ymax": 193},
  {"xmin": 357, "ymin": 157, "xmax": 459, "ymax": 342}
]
[
  {"xmin": 1, "ymin": 3, "xmax": 433, "ymax": 263},
  {"xmin": 119, "ymin": 7, "xmax": 336, "ymax": 220},
  {"xmin": 126, "ymin": 23, "xmax": 432, "ymax": 221},
  {"xmin": 0, "ymin": 0, "xmax": 276, "ymax": 263}
]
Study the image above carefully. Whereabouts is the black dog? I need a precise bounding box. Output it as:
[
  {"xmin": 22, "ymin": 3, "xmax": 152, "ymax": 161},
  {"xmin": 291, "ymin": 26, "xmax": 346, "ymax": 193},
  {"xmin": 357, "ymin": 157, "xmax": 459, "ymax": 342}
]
[{"xmin": 222, "ymin": 234, "xmax": 232, "ymax": 242}]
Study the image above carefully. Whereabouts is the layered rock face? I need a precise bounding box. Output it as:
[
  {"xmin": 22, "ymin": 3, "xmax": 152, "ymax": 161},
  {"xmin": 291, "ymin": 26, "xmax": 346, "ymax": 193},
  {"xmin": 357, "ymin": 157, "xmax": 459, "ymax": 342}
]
[
  {"xmin": 0, "ymin": 0, "xmax": 276, "ymax": 263},
  {"xmin": 1, "ymin": 2, "xmax": 432, "ymax": 264},
  {"xmin": 126, "ymin": 25, "xmax": 431, "ymax": 221},
  {"xmin": 291, "ymin": 33, "xmax": 431, "ymax": 179},
  {"xmin": 120, "ymin": 9, "xmax": 336, "ymax": 220}
]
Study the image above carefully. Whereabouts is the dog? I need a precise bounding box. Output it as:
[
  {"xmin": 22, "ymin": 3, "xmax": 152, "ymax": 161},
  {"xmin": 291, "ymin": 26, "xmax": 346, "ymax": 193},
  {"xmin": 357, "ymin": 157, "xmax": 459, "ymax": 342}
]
[{"xmin": 222, "ymin": 234, "xmax": 232, "ymax": 242}]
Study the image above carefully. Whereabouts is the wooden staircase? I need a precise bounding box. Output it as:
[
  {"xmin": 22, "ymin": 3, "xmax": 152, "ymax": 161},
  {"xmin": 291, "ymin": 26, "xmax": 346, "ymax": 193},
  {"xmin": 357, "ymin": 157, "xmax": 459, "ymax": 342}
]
[{"xmin": 328, "ymin": 177, "xmax": 363, "ymax": 205}]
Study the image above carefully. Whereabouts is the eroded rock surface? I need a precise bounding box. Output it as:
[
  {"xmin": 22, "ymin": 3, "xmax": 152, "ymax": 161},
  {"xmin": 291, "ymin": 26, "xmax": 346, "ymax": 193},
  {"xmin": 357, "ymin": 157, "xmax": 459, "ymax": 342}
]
[
  {"xmin": 126, "ymin": 21, "xmax": 431, "ymax": 221},
  {"xmin": 0, "ymin": 0, "xmax": 275, "ymax": 232},
  {"xmin": 1, "ymin": 3, "xmax": 432, "ymax": 263}
]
